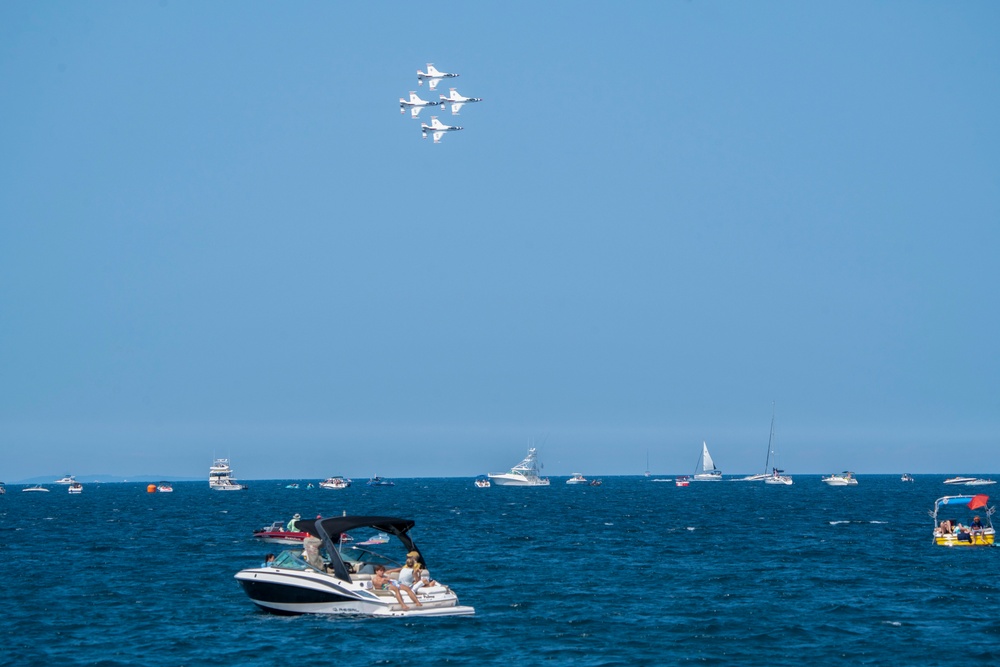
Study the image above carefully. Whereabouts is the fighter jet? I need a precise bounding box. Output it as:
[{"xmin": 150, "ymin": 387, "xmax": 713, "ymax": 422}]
[
  {"xmin": 438, "ymin": 88, "xmax": 482, "ymax": 116},
  {"xmin": 421, "ymin": 116, "xmax": 463, "ymax": 144},
  {"xmin": 399, "ymin": 91, "xmax": 437, "ymax": 118},
  {"xmin": 417, "ymin": 63, "xmax": 459, "ymax": 91}
]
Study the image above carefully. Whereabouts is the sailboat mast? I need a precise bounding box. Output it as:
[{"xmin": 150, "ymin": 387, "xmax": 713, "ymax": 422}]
[{"xmin": 764, "ymin": 402, "xmax": 775, "ymax": 474}]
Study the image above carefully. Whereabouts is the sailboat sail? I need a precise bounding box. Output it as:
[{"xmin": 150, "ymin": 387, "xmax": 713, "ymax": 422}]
[
  {"xmin": 693, "ymin": 441, "xmax": 722, "ymax": 480},
  {"xmin": 701, "ymin": 442, "xmax": 716, "ymax": 472}
]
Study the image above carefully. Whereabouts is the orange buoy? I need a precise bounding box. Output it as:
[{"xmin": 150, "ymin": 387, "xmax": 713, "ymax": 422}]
[{"xmin": 147, "ymin": 484, "xmax": 157, "ymax": 493}]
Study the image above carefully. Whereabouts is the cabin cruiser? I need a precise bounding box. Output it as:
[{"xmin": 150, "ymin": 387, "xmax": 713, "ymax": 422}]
[
  {"xmin": 209, "ymin": 458, "xmax": 248, "ymax": 491},
  {"xmin": 54, "ymin": 474, "xmax": 76, "ymax": 485},
  {"xmin": 320, "ymin": 476, "xmax": 351, "ymax": 490},
  {"xmin": 566, "ymin": 473, "xmax": 588, "ymax": 485},
  {"xmin": 932, "ymin": 494, "xmax": 995, "ymax": 546},
  {"xmin": 822, "ymin": 472, "xmax": 858, "ymax": 486},
  {"xmin": 68, "ymin": 482, "xmax": 83, "ymax": 494},
  {"xmin": 488, "ymin": 447, "xmax": 550, "ymax": 486},
  {"xmin": 235, "ymin": 515, "xmax": 474, "ymax": 617}
]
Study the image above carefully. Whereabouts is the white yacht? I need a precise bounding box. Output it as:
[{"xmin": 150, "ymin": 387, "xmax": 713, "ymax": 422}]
[
  {"xmin": 822, "ymin": 472, "xmax": 858, "ymax": 486},
  {"xmin": 235, "ymin": 515, "xmax": 474, "ymax": 617},
  {"xmin": 320, "ymin": 476, "xmax": 351, "ymax": 490},
  {"xmin": 54, "ymin": 474, "xmax": 76, "ymax": 485},
  {"xmin": 209, "ymin": 458, "xmax": 248, "ymax": 491},
  {"xmin": 693, "ymin": 441, "xmax": 722, "ymax": 481},
  {"xmin": 566, "ymin": 473, "xmax": 588, "ymax": 485},
  {"xmin": 68, "ymin": 482, "xmax": 84, "ymax": 494},
  {"xmin": 488, "ymin": 448, "xmax": 550, "ymax": 486}
]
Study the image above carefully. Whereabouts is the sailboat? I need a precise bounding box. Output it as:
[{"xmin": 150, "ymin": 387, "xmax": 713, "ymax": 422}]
[
  {"xmin": 738, "ymin": 403, "xmax": 792, "ymax": 484},
  {"xmin": 692, "ymin": 441, "xmax": 722, "ymax": 481},
  {"xmin": 644, "ymin": 451, "xmax": 651, "ymax": 477}
]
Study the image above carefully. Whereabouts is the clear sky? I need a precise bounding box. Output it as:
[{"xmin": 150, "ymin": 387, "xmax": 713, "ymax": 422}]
[{"xmin": 2, "ymin": 2, "xmax": 998, "ymax": 481}]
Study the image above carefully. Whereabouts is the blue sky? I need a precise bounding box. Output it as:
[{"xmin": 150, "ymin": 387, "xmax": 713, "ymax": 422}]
[{"xmin": 2, "ymin": 2, "xmax": 998, "ymax": 481}]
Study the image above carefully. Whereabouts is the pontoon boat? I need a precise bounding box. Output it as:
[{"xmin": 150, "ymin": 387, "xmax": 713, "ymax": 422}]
[{"xmin": 931, "ymin": 495, "xmax": 995, "ymax": 547}]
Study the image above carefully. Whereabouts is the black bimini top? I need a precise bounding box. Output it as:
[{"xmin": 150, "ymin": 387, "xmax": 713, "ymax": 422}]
[{"xmin": 293, "ymin": 516, "xmax": 421, "ymax": 581}]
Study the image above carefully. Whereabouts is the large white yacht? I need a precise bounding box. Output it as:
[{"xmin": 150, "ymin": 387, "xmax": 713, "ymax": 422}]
[
  {"xmin": 488, "ymin": 447, "xmax": 550, "ymax": 487},
  {"xmin": 209, "ymin": 458, "xmax": 248, "ymax": 491},
  {"xmin": 235, "ymin": 515, "xmax": 474, "ymax": 617},
  {"xmin": 54, "ymin": 474, "xmax": 77, "ymax": 485}
]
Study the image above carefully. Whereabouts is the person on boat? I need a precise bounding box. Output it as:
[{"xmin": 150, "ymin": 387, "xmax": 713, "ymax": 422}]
[
  {"xmin": 302, "ymin": 537, "xmax": 325, "ymax": 571},
  {"xmin": 411, "ymin": 570, "xmax": 438, "ymax": 592},
  {"xmin": 971, "ymin": 516, "xmax": 984, "ymax": 532},
  {"xmin": 385, "ymin": 555, "xmax": 418, "ymax": 586},
  {"xmin": 261, "ymin": 553, "xmax": 276, "ymax": 568},
  {"xmin": 372, "ymin": 564, "xmax": 422, "ymax": 610},
  {"xmin": 287, "ymin": 513, "xmax": 301, "ymax": 532},
  {"xmin": 938, "ymin": 519, "xmax": 953, "ymax": 535}
]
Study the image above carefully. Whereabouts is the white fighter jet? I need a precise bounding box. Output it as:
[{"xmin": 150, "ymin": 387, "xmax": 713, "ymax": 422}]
[
  {"xmin": 399, "ymin": 91, "xmax": 437, "ymax": 118},
  {"xmin": 417, "ymin": 63, "xmax": 459, "ymax": 91},
  {"xmin": 438, "ymin": 88, "xmax": 482, "ymax": 116},
  {"xmin": 421, "ymin": 116, "xmax": 463, "ymax": 144}
]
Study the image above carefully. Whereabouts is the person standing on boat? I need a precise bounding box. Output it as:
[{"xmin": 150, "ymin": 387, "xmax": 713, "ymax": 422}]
[{"xmin": 287, "ymin": 513, "xmax": 301, "ymax": 532}]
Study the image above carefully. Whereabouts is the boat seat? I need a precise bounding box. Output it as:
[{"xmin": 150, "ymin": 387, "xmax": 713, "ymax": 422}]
[{"xmin": 352, "ymin": 573, "xmax": 374, "ymax": 581}]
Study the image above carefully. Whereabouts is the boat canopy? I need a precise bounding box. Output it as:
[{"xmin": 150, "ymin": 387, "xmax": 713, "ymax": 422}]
[
  {"xmin": 292, "ymin": 516, "xmax": 421, "ymax": 582},
  {"xmin": 935, "ymin": 495, "xmax": 989, "ymax": 509}
]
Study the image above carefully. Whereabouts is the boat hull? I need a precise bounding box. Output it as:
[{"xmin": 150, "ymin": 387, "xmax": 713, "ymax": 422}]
[
  {"xmin": 934, "ymin": 531, "xmax": 995, "ymax": 547},
  {"xmin": 488, "ymin": 474, "xmax": 550, "ymax": 486},
  {"xmin": 692, "ymin": 473, "xmax": 722, "ymax": 481},
  {"xmin": 235, "ymin": 568, "xmax": 474, "ymax": 617}
]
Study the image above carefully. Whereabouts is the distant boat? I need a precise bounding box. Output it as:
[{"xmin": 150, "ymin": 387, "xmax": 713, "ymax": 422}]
[
  {"xmin": 285, "ymin": 483, "xmax": 300, "ymax": 489},
  {"xmin": 0, "ymin": 482, "xmax": 5, "ymax": 495},
  {"xmin": 209, "ymin": 458, "xmax": 248, "ymax": 491},
  {"xmin": 932, "ymin": 494, "xmax": 994, "ymax": 546},
  {"xmin": 22, "ymin": 485, "xmax": 49, "ymax": 493},
  {"xmin": 320, "ymin": 477, "xmax": 351, "ymax": 490},
  {"xmin": 566, "ymin": 473, "xmax": 588, "ymax": 485},
  {"xmin": 157, "ymin": 482, "xmax": 174, "ymax": 493},
  {"xmin": 964, "ymin": 479, "xmax": 997, "ymax": 486},
  {"xmin": 901, "ymin": 473, "xmax": 914, "ymax": 482},
  {"xmin": 692, "ymin": 441, "xmax": 722, "ymax": 481},
  {"xmin": 367, "ymin": 475, "xmax": 395, "ymax": 487},
  {"xmin": 675, "ymin": 475, "xmax": 690, "ymax": 487},
  {"xmin": 738, "ymin": 403, "xmax": 786, "ymax": 482},
  {"xmin": 68, "ymin": 482, "xmax": 83, "ymax": 494},
  {"xmin": 488, "ymin": 447, "xmax": 551, "ymax": 487},
  {"xmin": 944, "ymin": 477, "xmax": 977, "ymax": 485},
  {"xmin": 762, "ymin": 404, "xmax": 792, "ymax": 485},
  {"xmin": 54, "ymin": 474, "xmax": 76, "ymax": 485},
  {"xmin": 822, "ymin": 472, "xmax": 858, "ymax": 486},
  {"xmin": 644, "ymin": 451, "xmax": 651, "ymax": 477},
  {"xmin": 474, "ymin": 476, "xmax": 491, "ymax": 488}
]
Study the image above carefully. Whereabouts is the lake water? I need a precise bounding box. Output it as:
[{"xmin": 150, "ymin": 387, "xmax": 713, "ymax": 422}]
[{"xmin": 2, "ymin": 475, "xmax": 998, "ymax": 665}]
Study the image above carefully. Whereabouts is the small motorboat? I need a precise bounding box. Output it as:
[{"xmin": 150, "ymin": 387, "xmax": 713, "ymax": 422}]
[
  {"xmin": 235, "ymin": 515, "xmax": 475, "ymax": 617},
  {"xmin": 944, "ymin": 477, "xmax": 978, "ymax": 485},
  {"xmin": 822, "ymin": 472, "xmax": 858, "ymax": 486},
  {"xmin": 320, "ymin": 476, "xmax": 351, "ymax": 490},
  {"xmin": 367, "ymin": 476, "xmax": 395, "ymax": 487},
  {"xmin": 589, "ymin": 479, "xmax": 603, "ymax": 486},
  {"xmin": 285, "ymin": 483, "xmax": 300, "ymax": 489},
  {"xmin": 964, "ymin": 479, "xmax": 997, "ymax": 486},
  {"xmin": 22, "ymin": 485, "xmax": 50, "ymax": 492},
  {"xmin": 675, "ymin": 475, "xmax": 690, "ymax": 487},
  {"xmin": 157, "ymin": 482, "xmax": 174, "ymax": 493},
  {"xmin": 932, "ymin": 494, "xmax": 995, "ymax": 546},
  {"xmin": 901, "ymin": 473, "xmax": 914, "ymax": 482},
  {"xmin": 68, "ymin": 482, "xmax": 84, "ymax": 494},
  {"xmin": 474, "ymin": 476, "xmax": 491, "ymax": 488},
  {"xmin": 566, "ymin": 473, "xmax": 588, "ymax": 485},
  {"xmin": 253, "ymin": 521, "xmax": 311, "ymax": 545}
]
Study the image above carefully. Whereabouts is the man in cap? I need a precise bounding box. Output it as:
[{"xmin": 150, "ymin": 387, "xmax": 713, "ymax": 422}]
[{"xmin": 287, "ymin": 513, "xmax": 301, "ymax": 532}]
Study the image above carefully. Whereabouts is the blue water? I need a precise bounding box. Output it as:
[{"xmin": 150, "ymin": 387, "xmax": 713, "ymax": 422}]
[{"xmin": 2, "ymin": 476, "xmax": 998, "ymax": 666}]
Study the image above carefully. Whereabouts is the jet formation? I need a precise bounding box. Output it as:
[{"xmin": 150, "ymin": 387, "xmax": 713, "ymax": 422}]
[{"xmin": 399, "ymin": 63, "xmax": 482, "ymax": 144}]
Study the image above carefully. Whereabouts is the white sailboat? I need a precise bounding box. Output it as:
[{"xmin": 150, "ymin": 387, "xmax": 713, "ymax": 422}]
[
  {"xmin": 757, "ymin": 403, "xmax": 792, "ymax": 485},
  {"xmin": 692, "ymin": 441, "xmax": 722, "ymax": 481}
]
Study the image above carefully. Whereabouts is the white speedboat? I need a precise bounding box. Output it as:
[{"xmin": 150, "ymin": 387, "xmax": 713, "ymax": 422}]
[
  {"xmin": 693, "ymin": 441, "xmax": 723, "ymax": 481},
  {"xmin": 822, "ymin": 472, "xmax": 858, "ymax": 486},
  {"xmin": 209, "ymin": 458, "xmax": 248, "ymax": 491},
  {"xmin": 22, "ymin": 485, "xmax": 50, "ymax": 492},
  {"xmin": 68, "ymin": 482, "xmax": 84, "ymax": 494},
  {"xmin": 54, "ymin": 474, "xmax": 76, "ymax": 485},
  {"xmin": 488, "ymin": 447, "xmax": 550, "ymax": 486},
  {"xmin": 944, "ymin": 477, "xmax": 978, "ymax": 485},
  {"xmin": 675, "ymin": 475, "xmax": 690, "ymax": 487},
  {"xmin": 320, "ymin": 476, "xmax": 351, "ymax": 490},
  {"xmin": 157, "ymin": 482, "xmax": 174, "ymax": 493},
  {"xmin": 235, "ymin": 515, "xmax": 475, "ymax": 617},
  {"xmin": 474, "ymin": 476, "xmax": 491, "ymax": 488},
  {"xmin": 901, "ymin": 473, "xmax": 914, "ymax": 482},
  {"xmin": 964, "ymin": 479, "xmax": 997, "ymax": 486},
  {"xmin": 566, "ymin": 473, "xmax": 588, "ymax": 485}
]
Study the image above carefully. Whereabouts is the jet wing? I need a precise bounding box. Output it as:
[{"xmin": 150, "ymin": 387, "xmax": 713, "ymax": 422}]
[
  {"xmin": 410, "ymin": 106, "xmax": 425, "ymax": 119},
  {"xmin": 428, "ymin": 78, "xmax": 441, "ymax": 91},
  {"xmin": 431, "ymin": 130, "xmax": 445, "ymax": 144},
  {"xmin": 449, "ymin": 102, "xmax": 465, "ymax": 116}
]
